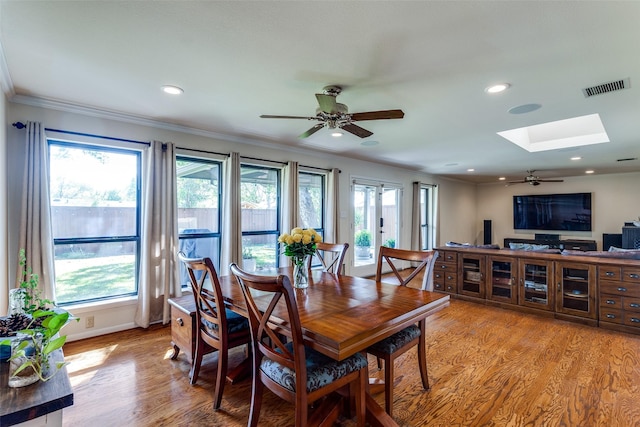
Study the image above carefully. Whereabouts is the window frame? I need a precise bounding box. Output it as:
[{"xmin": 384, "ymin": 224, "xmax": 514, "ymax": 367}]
[{"xmin": 49, "ymin": 139, "xmax": 142, "ymax": 305}]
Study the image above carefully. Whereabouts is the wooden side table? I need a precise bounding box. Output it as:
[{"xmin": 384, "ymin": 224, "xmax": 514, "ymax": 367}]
[{"xmin": 168, "ymin": 294, "xmax": 206, "ymax": 363}]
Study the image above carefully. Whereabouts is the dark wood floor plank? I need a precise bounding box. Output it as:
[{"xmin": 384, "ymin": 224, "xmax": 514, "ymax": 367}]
[{"xmin": 61, "ymin": 299, "xmax": 640, "ymax": 427}]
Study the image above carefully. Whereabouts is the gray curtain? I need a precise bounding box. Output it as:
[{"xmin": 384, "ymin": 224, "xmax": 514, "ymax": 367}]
[
  {"xmin": 411, "ymin": 182, "xmax": 422, "ymax": 252},
  {"xmin": 136, "ymin": 141, "xmax": 180, "ymax": 327},
  {"xmin": 325, "ymin": 168, "xmax": 340, "ymax": 244},
  {"xmin": 281, "ymin": 161, "xmax": 299, "ymax": 267},
  {"xmin": 220, "ymin": 152, "xmax": 241, "ymax": 276},
  {"xmin": 17, "ymin": 122, "xmax": 56, "ymax": 303}
]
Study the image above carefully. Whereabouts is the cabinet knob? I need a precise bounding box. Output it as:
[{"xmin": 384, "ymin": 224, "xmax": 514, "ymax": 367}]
[
  {"xmin": 606, "ymin": 314, "xmax": 616, "ymax": 319},
  {"xmin": 629, "ymin": 274, "xmax": 640, "ymax": 280},
  {"xmin": 631, "ymin": 318, "xmax": 640, "ymax": 323},
  {"xmin": 176, "ymin": 317, "xmax": 184, "ymax": 327},
  {"xmin": 617, "ymin": 287, "xmax": 628, "ymax": 292},
  {"xmin": 605, "ymin": 271, "xmax": 615, "ymax": 276},
  {"xmin": 606, "ymin": 300, "xmax": 616, "ymax": 305},
  {"xmin": 630, "ymin": 303, "xmax": 640, "ymax": 308}
]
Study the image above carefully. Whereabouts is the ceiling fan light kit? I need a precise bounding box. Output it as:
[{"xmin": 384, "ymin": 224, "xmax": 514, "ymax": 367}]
[
  {"xmin": 507, "ymin": 170, "xmax": 565, "ymax": 186},
  {"xmin": 260, "ymin": 85, "xmax": 404, "ymax": 139}
]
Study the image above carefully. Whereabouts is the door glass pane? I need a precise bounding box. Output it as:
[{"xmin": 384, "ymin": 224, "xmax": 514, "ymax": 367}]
[
  {"xmin": 354, "ymin": 184, "xmax": 376, "ymax": 266},
  {"xmin": 381, "ymin": 187, "xmax": 399, "ymax": 249},
  {"xmin": 177, "ymin": 159, "xmax": 220, "ymax": 233}
]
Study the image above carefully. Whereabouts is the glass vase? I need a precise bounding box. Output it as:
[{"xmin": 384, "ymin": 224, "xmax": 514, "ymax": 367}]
[
  {"xmin": 8, "ymin": 334, "xmax": 40, "ymax": 388},
  {"xmin": 292, "ymin": 255, "xmax": 310, "ymax": 289}
]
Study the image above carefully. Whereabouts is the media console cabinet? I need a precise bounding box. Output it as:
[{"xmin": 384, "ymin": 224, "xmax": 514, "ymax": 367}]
[{"xmin": 434, "ymin": 247, "xmax": 640, "ymax": 335}]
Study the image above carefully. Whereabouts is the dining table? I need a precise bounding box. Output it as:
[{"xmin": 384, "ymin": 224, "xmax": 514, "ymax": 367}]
[{"xmin": 217, "ymin": 267, "xmax": 450, "ymax": 427}]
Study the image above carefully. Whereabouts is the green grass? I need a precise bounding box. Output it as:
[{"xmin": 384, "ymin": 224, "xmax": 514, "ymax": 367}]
[{"xmin": 55, "ymin": 259, "xmax": 136, "ymax": 303}]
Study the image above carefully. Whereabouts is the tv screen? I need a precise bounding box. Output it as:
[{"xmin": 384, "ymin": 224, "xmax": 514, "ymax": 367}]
[{"xmin": 513, "ymin": 192, "xmax": 592, "ymax": 231}]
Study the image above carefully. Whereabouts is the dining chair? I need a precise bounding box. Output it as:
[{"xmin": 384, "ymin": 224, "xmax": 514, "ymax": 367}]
[
  {"xmin": 366, "ymin": 246, "xmax": 439, "ymax": 417},
  {"xmin": 311, "ymin": 241, "xmax": 349, "ymax": 275},
  {"xmin": 177, "ymin": 252, "xmax": 252, "ymax": 411},
  {"xmin": 229, "ymin": 263, "xmax": 368, "ymax": 427}
]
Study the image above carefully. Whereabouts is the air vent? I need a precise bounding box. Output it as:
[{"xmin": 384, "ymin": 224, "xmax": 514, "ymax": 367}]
[{"xmin": 582, "ymin": 78, "xmax": 630, "ymax": 97}]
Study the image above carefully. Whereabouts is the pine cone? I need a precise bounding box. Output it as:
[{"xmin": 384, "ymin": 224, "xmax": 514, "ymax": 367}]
[{"xmin": 0, "ymin": 313, "xmax": 41, "ymax": 337}]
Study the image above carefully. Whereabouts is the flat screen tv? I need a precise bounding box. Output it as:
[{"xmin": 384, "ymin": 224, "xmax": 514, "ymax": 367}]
[{"xmin": 513, "ymin": 192, "xmax": 592, "ymax": 231}]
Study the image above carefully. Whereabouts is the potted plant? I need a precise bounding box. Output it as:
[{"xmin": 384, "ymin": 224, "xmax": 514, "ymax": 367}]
[
  {"xmin": 242, "ymin": 247, "xmax": 257, "ymax": 272},
  {"xmin": 384, "ymin": 238, "xmax": 396, "ymax": 249},
  {"xmin": 0, "ymin": 249, "xmax": 77, "ymax": 386},
  {"xmin": 355, "ymin": 230, "xmax": 372, "ymax": 259}
]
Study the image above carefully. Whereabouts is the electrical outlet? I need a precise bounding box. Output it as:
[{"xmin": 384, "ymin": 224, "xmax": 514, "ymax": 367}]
[{"xmin": 86, "ymin": 315, "xmax": 95, "ymax": 328}]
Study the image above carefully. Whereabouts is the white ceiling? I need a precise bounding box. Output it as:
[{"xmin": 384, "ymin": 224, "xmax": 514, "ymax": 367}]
[{"xmin": 1, "ymin": 1, "xmax": 640, "ymax": 184}]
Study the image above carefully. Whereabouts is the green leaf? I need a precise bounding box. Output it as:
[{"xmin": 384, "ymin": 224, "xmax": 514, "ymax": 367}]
[{"xmin": 43, "ymin": 335, "xmax": 67, "ymax": 355}]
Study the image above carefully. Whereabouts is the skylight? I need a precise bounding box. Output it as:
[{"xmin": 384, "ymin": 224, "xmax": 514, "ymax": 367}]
[{"xmin": 497, "ymin": 113, "xmax": 609, "ymax": 152}]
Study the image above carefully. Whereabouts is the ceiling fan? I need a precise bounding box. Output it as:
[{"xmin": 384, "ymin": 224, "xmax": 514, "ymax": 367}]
[
  {"xmin": 260, "ymin": 85, "xmax": 404, "ymax": 138},
  {"xmin": 507, "ymin": 170, "xmax": 564, "ymax": 186}
]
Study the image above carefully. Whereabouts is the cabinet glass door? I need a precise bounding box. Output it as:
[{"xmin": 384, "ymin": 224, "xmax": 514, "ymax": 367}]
[
  {"xmin": 460, "ymin": 255, "xmax": 484, "ymax": 298},
  {"xmin": 488, "ymin": 257, "xmax": 517, "ymax": 304},
  {"xmin": 520, "ymin": 260, "xmax": 553, "ymax": 311},
  {"xmin": 556, "ymin": 263, "xmax": 596, "ymax": 318}
]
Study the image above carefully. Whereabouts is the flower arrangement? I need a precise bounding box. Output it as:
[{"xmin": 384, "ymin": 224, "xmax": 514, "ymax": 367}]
[
  {"xmin": 278, "ymin": 227, "xmax": 322, "ymax": 258},
  {"xmin": 278, "ymin": 228, "xmax": 322, "ymax": 288}
]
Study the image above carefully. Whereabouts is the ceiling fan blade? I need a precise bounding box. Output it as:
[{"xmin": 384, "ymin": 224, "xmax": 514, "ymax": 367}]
[
  {"xmin": 341, "ymin": 123, "xmax": 374, "ymax": 138},
  {"xmin": 538, "ymin": 179, "xmax": 564, "ymax": 182},
  {"xmin": 350, "ymin": 109, "xmax": 405, "ymax": 121},
  {"xmin": 315, "ymin": 94, "xmax": 338, "ymax": 114},
  {"xmin": 260, "ymin": 114, "xmax": 317, "ymax": 120},
  {"xmin": 299, "ymin": 123, "xmax": 325, "ymax": 138}
]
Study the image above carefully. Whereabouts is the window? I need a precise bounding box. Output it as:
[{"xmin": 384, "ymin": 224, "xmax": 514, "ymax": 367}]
[
  {"xmin": 49, "ymin": 141, "xmax": 141, "ymax": 305},
  {"xmin": 298, "ymin": 171, "xmax": 325, "ymax": 235},
  {"xmin": 176, "ymin": 157, "xmax": 222, "ymax": 287},
  {"xmin": 241, "ymin": 164, "xmax": 280, "ymax": 272},
  {"xmin": 299, "ymin": 171, "xmax": 326, "ymax": 268}
]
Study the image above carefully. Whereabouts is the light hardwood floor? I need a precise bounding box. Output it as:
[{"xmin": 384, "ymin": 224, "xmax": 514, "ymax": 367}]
[{"xmin": 62, "ymin": 299, "xmax": 640, "ymax": 427}]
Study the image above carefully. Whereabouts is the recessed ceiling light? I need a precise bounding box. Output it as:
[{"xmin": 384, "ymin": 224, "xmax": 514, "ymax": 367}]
[
  {"xmin": 331, "ymin": 131, "xmax": 343, "ymax": 137},
  {"xmin": 585, "ymin": 170, "xmax": 595, "ymax": 174},
  {"xmin": 161, "ymin": 85, "xmax": 184, "ymax": 95},
  {"xmin": 498, "ymin": 177, "xmax": 506, "ymax": 181},
  {"xmin": 485, "ymin": 83, "xmax": 510, "ymax": 94},
  {"xmin": 467, "ymin": 168, "xmax": 475, "ymax": 172},
  {"xmin": 360, "ymin": 140, "xmax": 379, "ymax": 146},
  {"xmin": 571, "ymin": 156, "xmax": 582, "ymax": 161}
]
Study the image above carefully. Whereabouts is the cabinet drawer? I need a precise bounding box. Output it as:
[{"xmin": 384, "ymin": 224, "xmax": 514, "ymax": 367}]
[
  {"xmin": 600, "ymin": 308, "xmax": 624, "ymax": 324},
  {"xmin": 623, "ymin": 297, "xmax": 640, "ymax": 312},
  {"xmin": 623, "ymin": 312, "xmax": 640, "ymax": 327},
  {"xmin": 599, "ymin": 280, "xmax": 640, "ymax": 298},
  {"xmin": 599, "ymin": 266, "xmax": 621, "ymax": 281},
  {"xmin": 600, "ymin": 295, "xmax": 622, "ymax": 308},
  {"xmin": 434, "ymin": 271, "xmax": 457, "ymax": 282},
  {"xmin": 622, "ymin": 268, "xmax": 640, "ymax": 284},
  {"xmin": 437, "ymin": 251, "xmax": 457, "ymax": 263},
  {"xmin": 435, "ymin": 262, "xmax": 456, "ymax": 272},
  {"xmin": 171, "ymin": 305, "xmax": 194, "ymax": 355}
]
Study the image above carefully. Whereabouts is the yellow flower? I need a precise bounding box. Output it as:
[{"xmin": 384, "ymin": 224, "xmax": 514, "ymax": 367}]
[
  {"xmin": 278, "ymin": 233, "xmax": 289, "ymax": 243},
  {"xmin": 292, "ymin": 233, "xmax": 303, "ymax": 243},
  {"xmin": 302, "ymin": 234, "xmax": 312, "ymax": 244}
]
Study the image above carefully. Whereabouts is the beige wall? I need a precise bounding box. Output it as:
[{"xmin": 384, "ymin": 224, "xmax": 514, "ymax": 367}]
[
  {"xmin": 5, "ymin": 101, "xmax": 477, "ymax": 340},
  {"xmin": 476, "ymin": 173, "xmax": 640, "ymax": 250}
]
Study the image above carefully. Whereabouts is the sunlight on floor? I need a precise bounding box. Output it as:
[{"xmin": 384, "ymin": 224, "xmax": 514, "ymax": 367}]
[{"xmin": 65, "ymin": 344, "xmax": 118, "ymax": 386}]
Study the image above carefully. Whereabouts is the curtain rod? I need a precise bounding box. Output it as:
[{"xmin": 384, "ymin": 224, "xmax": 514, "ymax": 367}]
[
  {"xmin": 12, "ymin": 122, "xmax": 150, "ymax": 146},
  {"xmin": 176, "ymin": 146, "xmax": 229, "ymax": 157},
  {"xmin": 13, "ymin": 122, "xmax": 339, "ymax": 172}
]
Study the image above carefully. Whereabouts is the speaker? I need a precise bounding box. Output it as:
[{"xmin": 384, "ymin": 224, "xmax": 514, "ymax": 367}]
[
  {"xmin": 603, "ymin": 233, "xmax": 622, "ymax": 251},
  {"xmin": 483, "ymin": 220, "xmax": 492, "ymax": 245},
  {"xmin": 535, "ymin": 233, "xmax": 560, "ymax": 241}
]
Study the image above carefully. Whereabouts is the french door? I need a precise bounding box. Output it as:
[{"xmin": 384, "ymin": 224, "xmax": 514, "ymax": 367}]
[{"xmin": 351, "ymin": 180, "xmax": 401, "ymax": 277}]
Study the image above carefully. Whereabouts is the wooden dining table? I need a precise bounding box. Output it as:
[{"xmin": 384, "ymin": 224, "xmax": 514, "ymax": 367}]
[{"xmin": 217, "ymin": 267, "xmax": 450, "ymax": 427}]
